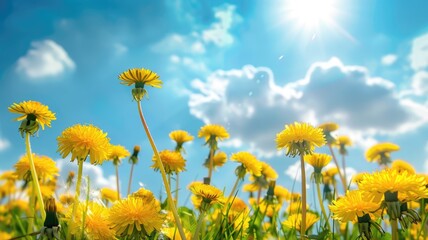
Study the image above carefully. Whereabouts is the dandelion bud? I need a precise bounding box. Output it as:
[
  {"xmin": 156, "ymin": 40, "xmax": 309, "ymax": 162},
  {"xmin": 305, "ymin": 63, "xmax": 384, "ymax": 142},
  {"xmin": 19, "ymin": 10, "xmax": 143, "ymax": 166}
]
[{"xmin": 129, "ymin": 145, "xmax": 141, "ymax": 165}]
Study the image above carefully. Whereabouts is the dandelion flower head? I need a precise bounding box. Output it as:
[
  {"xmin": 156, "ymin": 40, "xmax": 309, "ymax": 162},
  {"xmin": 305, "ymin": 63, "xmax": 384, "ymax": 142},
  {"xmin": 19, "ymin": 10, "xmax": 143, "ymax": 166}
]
[
  {"xmin": 57, "ymin": 124, "xmax": 111, "ymax": 165},
  {"xmin": 8, "ymin": 100, "xmax": 56, "ymax": 130},
  {"xmin": 230, "ymin": 151, "xmax": 263, "ymax": 177},
  {"xmin": 276, "ymin": 122, "xmax": 326, "ymax": 157},
  {"xmin": 14, "ymin": 154, "xmax": 59, "ymax": 181},
  {"xmin": 151, "ymin": 150, "xmax": 186, "ymax": 174}
]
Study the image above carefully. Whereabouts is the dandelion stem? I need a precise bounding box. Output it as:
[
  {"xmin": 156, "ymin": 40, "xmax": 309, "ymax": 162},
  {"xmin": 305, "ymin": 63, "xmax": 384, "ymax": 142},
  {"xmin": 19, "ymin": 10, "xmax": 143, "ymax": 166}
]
[
  {"xmin": 341, "ymin": 154, "xmax": 347, "ymax": 186},
  {"xmin": 67, "ymin": 159, "xmax": 84, "ymax": 240},
  {"xmin": 80, "ymin": 176, "xmax": 90, "ymax": 240},
  {"xmin": 25, "ymin": 133, "xmax": 46, "ymax": 220},
  {"xmin": 175, "ymin": 173, "xmax": 179, "ymax": 207},
  {"xmin": 207, "ymin": 148, "xmax": 214, "ymax": 184},
  {"xmin": 316, "ymin": 181, "xmax": 331, "ymax": 231},
  {"xmin": 137, "ymin": 101, "xmax": 186, "ymax": 240},
  {"xmin": 127, "ymin": 162, "xmax": 134, "ymax": 196},
  {"xmin": 300, "ymin": 154, "xmax": 307, "ymax": 239},
  {"xmin": 391, "ymin": 219, "xmax": 398, "ymax": 240},
  {"xmin": 115, "ymin": 164, "xmax": 120, "ymax": 199},
  {"xmin": 26, "ymin": 186, "xmax": 35, "ymax": 239},
  {"xmin": 193, "ymin": 210, "xmax": 206, "ymax": 240},
  {"xmin": 328, "ymin": 144, "xmax": 347, "ymax": 193}
]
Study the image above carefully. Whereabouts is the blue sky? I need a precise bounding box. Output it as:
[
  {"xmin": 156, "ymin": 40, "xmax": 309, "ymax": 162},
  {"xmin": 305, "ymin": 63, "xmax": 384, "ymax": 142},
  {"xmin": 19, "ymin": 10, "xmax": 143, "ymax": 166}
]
[{"xmin": 1, "ymin": 0, "xmax": 428, "ymax": 204}]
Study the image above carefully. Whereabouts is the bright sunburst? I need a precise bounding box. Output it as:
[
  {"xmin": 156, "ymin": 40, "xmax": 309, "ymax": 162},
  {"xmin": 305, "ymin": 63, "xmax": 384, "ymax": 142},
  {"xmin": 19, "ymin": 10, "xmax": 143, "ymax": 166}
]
[{"xmin": 285, "ymin": 0, "xmax": 337, "ymax": 32}]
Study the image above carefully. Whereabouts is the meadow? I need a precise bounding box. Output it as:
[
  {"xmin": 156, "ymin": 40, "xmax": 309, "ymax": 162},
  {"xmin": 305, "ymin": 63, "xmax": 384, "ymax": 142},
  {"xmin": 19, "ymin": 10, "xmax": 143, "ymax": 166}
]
[{"xmin": 0, "ymin": 67, "xmax": 427, "ymax": 240}]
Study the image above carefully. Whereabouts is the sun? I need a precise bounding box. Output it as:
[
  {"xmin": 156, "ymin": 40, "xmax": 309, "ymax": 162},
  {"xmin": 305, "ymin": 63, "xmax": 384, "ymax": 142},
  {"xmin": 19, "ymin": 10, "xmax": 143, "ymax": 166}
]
[{"xmin": 285, "ymin": 0, "xmax": 337, "ymax": 32}]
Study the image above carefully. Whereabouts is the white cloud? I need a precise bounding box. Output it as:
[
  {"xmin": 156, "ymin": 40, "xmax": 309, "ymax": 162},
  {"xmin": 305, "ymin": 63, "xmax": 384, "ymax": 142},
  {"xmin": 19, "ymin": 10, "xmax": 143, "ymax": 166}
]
[
  {"xmin": 381, "ymin": 54, "xmax": 397, "ymax": 66},
  {"xmin": 409, "ymin": 33, "xmax": 428, "ymax": 71},
  {"xmin": 56, "ymin": 158, "xmax": 116, "ymax": 195},
  {"xmin": 188, "ymin": 58, "xmax": 428, "ymax": 156},
  {"xmin": 168, "ymin": 55, "xmax": 209, "ymax": 73},
  {"xmin": 411, "ymin": 71, "xmax": 428, "ymax": 96},
  {"xmin": 16, "ymin": 39, "xmax": 75, "ymax": 79},
  {"xmin": 202, "ymin": 4, "xmax": 239, "ymax": 47},
  {"xmin": 0, "ymin": 138, "xmax": 10, "ymax": 151},
  {"xmin": 151, "ymin": 34, "xmax": 205, "ymax": 54}
]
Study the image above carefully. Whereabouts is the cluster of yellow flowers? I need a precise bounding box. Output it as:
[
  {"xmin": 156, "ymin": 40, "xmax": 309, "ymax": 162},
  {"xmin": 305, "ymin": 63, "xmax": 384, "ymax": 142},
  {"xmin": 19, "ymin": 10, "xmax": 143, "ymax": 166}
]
[{"xmin": 1, "ymin": 68, "xmax": 427, "ymax": 240}]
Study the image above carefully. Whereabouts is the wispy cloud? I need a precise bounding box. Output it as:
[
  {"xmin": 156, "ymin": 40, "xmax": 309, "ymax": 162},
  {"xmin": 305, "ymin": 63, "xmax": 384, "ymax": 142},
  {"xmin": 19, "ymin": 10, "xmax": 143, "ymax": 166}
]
[
  {"xmin": 16, "ymin": 39, "xmax": 75, "ymax": 80},
  {"xmin": 0, "ymin": 138, "xmax": 10, "ymax": 152},
  {"xmin": 409, "ymin": 33, "xmax": 428, "ymax": 71},
  {"xmin": 202, "ymin": 4, "xmax": 240, "ymax": 47},
  {"xmin": 381, "ymin": 54, "xmax": 397, "ymax": 66}
]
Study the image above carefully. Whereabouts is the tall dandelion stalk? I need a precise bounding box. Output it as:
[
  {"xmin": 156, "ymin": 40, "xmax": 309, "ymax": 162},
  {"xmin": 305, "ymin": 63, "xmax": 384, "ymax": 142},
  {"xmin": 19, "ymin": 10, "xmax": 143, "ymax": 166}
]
[
  {"xmin": 276, "ymin": 122, "xmax": 326, "ymax": 238},
  {"xmin": 108, "ymin": 144, "xmax": 130, "ymax": 199},
  {"xmin": 8, "ymin": 101, "xmax": 56, "ymax": 230},
  {"xmin": 127, "ymin": 145, "xmax": 140, "ymax": 195},
  {"xmin": 119, "ymin": 67, "xmax": 186, "ymax": 239},
  {"xmin": 57, "ymin": 124, "xmax": 111, "ymax": 240},
  {"xmin": 198, "ymin": 124, "xmax": 229, "ymax": 185}
]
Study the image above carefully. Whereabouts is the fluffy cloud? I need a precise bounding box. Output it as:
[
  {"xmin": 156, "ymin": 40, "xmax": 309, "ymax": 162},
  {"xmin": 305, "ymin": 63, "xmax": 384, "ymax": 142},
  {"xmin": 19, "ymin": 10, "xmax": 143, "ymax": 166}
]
[
  {"xmin": 381, "ymin": 54, "xmax": 397, "ymax": 66},
  {"xmin": 0, "ymin": 138, "xmax": 10, "ymax": 151},
  {"xmin": 202, "ymin": 4, "xmax": 240, "ymax": 47},
  {"xmin": 188, "ymin": 58, "xmax": 428, "ymax": 156},
  {"xmin": 411, "ymin": 71, "xmax": 428, "ymax": 96},
  {"xmin": 409, "ymin": 33, "xmax": 428, "ymax": 71},
  {"xmin": 16, "ymin": 39, "xmax": 75, "ymax": 79},
  {"xmin": 56, "ymin": 158, "xmax": 116, "ymax": 193},
  {"xmin": 169, "ymin": 55, "xmax": 209, "ymax": 73}
]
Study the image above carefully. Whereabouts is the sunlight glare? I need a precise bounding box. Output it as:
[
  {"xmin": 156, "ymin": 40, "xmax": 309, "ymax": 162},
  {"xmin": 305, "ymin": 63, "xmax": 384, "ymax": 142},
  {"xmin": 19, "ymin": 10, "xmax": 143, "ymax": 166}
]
[{"xmin": 286, "ymin": 0, "xmax": 336, "ymax": 30}]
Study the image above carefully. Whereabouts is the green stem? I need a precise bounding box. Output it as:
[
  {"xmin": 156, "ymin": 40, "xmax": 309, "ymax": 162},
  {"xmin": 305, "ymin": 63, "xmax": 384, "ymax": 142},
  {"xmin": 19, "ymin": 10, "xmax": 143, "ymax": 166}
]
[
  {"xmin": 175, "ymin": 173, "xmax": 179, "ymax": 208},
  {"xmin": 391, "ymin": 219, "xmax": 398, "ymax": 240},
  {"xmin": 192, "ymin": 210, "xmax": 206, "ymax": 240},
  {"xmin": 67, "ymin": 159, "xmax": 84, "ymax": 240},
  {"xmin": 80, "ymin": 176, "xmax": 91, "ymax": 240},
  {"xmin": 115, "ymin": 164, "xmax": 120, "ymax": 199},
  {"xmin": 341, "ymin": 154, "xmax": 347, "ymax": 186},
  {"xmin": 300, "ymin": 155, "xmax": 307, "ymax": 239},
  {"xmin": 328, "ymin": 144, "xmax": 347, "ymax": 193},
  {"xmin": 137, "ymin": 101, "xmax": 186, "ymax": 240},
  {"xmin": 127, "ymin": 163, "xmax": 134, "ymax": 196},
  {"xmin": 25, "ymin": 133, "xmax": 46, "ymax": 220},
  {"xmin": 26, "ymin": 185, "xmax": 35, "ymax": 239},
  {"xmin": 316, "ymin": 181, "xmax": 331, "ymax": 231},
  {"xmin": 207, "ymin": 148, "xmax": 215, "ymax": 184}
]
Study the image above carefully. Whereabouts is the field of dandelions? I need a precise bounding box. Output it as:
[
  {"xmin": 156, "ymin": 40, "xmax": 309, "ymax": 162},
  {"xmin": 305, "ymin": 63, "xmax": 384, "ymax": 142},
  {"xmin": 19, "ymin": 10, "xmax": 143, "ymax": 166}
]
[{"xmin": 1, "ymin": 68, "xmax": 427, "ymax": 240}]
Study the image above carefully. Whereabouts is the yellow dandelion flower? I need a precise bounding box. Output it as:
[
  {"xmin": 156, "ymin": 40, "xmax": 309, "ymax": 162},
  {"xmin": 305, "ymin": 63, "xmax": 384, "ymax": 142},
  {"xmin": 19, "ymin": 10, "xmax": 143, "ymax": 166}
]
[
  {"xmin": 334, "ymin": 135, "xmax": 352, "ymax": 155},
  {"xmin": 276, "ymin": 122, "xmax": 326, "ymax": 157},
  {"xmin": 151, "ymin": 150, "xmax": 186, "ymax": 174},
  {"xmin": 108, "ymin": 145, "xmax": 130, "ymax": 165},
  {"xmin": 391, "ymin": 159, "xmax": 416, "ymax": 174},
  {"xmin": 8, "ymin": 100, "xmax": 56, "ymax": 135},
  {"xmin": 0, "ymin": 171, "xmax": 18, "ymax": 182},
  {"xmin": 162, "ymin": 227, "xmax": 192, "ymax": 240},
  {"xmin": 109, "ymin": 196, "xmax": 164, "ymax": 237},
  {"xmin": 274, "ymin": 185, "xmax": 291, "ymax": 202},
  {"xmin": 0, "ymin": 232, "xmax": 12, "ymax": 240},
  {"xmin": 318, "ymin": 122, "xmax": 339, "ymax": 144},
  {"xmin": 208, "ymin": 151, "xmax": 227, "ymax": 168},
  {"xmin": 14, "ymin": 154, "xmax": 59, "ymax": 181},
  {"xmin": 318, "ymin": 122, "xmax": 339, "ymax": 132},
  {"xmin": 365, "ymin": 142, "xmax": 400, "ymax": 165},
  {"xmin": 188, "ymin": 182, "xmax": 223, "ymax": 204},
  {"xmin": 259, "ymin": 201, "xmax": 282, "ymax": 217},
  {"xmin": 119, "ymin": 68, "xmax": 162, "ymax": 87},
  {"xmin": 118, "ymin": 68, "xmax": 162, "ymax": 101},
  {"xmin": 198, "ymin": 124, "xmax": 229, "ymax": 150},
  {"xmin": 132, "ymin": 188, "xmax": 161, "ymax": 210},
  {"xmin": 242, "ymin": 183, "xmax": 260, "ymax": 192},
  {"xmin": 0, "ymin": 181, "xmax": 16, "ymax": 198},
  {"xmin": 304, "ymin": 153, "xmax": 332, "ymax": 173},
  {"xmin": 68, "ymin": 202, "xmax": 116, "ymax": 240},
  {"xmin": 322, "ymin": 167, "xmax": 339, "ymax": 184},
  {"xmin": 57, "ymin": 124, "xmax": 111, "ymax": 165},
  {"xmin": 352, "ymin": 172, "xmax": 370, "ymax": 185},
  {"xmin": 282, "ymin": 212, "xmax": 319, "ymax": 232},
  {"xmin": 358, "ymin": 169, "xmax": 428, "ymax": 203},
  {"xmin": 100, "ymin": 188, "xmax": 119, "ymax": 203},
  {"xmin": 59, "ymin": 193, "xmax": 75, "ymax": 206},
  {"xmin": 230, "ymin": 151, "xmax": 262, "ymax": 177},
  {"xmin": 191, "ymin": 195, "xmax": 203, "ymax": 209},
  {"xmin": 169, "ymin": 130, "xmax": 194, "ymax": 152},
  {"xmin": 261, "ymin": 161, "xmax": 278, "ymax": 180},
  {"xmin": 329, "ymin": 190, "xmax": 381, "ymax": 222},
  {"xmin": 229, "ymin": 197, "xmax": 248, "ymax": 213},
  {"xmin": 286, "ymin": 201, "xmax": 309, "ymax": 214}
]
